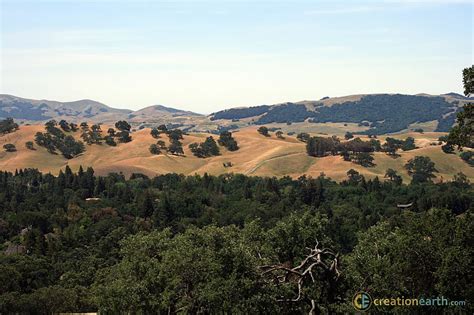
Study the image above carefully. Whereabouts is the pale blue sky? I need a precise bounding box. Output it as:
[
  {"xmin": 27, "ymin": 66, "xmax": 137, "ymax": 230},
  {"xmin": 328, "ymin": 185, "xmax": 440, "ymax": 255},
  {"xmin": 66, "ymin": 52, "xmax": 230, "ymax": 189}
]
[{"xmin": 0, "ymin": 0, "xmax": 472, "ymax": 113}]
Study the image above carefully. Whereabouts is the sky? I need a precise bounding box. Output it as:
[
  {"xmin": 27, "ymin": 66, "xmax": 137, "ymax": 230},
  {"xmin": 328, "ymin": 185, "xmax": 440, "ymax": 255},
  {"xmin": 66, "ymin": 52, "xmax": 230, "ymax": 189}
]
[{"xmin": 0, "ymin": 0, "xmax": 472, "ymax": 114}]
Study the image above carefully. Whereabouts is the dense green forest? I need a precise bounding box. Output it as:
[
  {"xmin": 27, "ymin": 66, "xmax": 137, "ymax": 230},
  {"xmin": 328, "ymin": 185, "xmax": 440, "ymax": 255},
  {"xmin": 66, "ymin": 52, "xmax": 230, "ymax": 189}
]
[
  {"xmin": 0, "ymin": 167, "xmax": 472, "ymax": 313},
  {"xmin": 209, "ymin": 94, "xmax": 462, "ymax": 134}
]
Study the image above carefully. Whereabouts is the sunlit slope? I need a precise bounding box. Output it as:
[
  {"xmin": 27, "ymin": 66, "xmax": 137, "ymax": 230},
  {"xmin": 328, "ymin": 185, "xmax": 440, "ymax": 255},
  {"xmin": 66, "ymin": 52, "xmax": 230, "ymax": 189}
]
[{"xmin": 0, "ymin": 125, "xmax": 472, "ymax": 182}]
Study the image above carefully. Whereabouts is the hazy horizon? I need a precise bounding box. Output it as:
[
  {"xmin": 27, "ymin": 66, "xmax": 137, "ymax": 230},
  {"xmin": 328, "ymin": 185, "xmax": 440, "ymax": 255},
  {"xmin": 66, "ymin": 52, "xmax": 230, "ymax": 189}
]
[{"xmin": 1, "ymin": 0, "xmax": 472, "ymax": 113}]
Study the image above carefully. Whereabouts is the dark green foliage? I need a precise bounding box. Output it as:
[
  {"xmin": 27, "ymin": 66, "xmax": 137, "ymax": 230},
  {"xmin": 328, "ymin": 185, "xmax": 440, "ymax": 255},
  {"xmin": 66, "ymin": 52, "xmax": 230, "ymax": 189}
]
[
  {"xmin": 115, "ymin": 120, "xmax": 131, "ymax": 132},
  {"xmin": 211, "ymin": 105, "xmax": 270, "ymax": 120},
  {"xmin": 149, "ymin": 144, "xmax": 161, "ymax": 155},
  {"xmin": 382, "ymin": 137, "xmax": 416, "ymax": 157},
  {"xmin": 214, "ymin": 95, "xmax": 457, "ymax": 135},
  {"xmin": 0, "ymin": 118, "xmax": 19, "ymax": 134},
  {"xmin": 401, "ymin": 137, "xmax": 416, "ymax": 151},
  {"xmin": 275, "ymin": 130, "xmax": 284, "ymax": 139},
  {"xmin": 168, "ymin": 139, "xmax": 184, "ymax": 155},
  {"xmin": 344, "ymin": 132, "xmax": 354, "ymax": 140},
  {"xmin": 297, "ymin": 132, "xmax": 310, "ymax": 142},
  {"xmin": 150, "ymin": 128, "xmax": 160, "ymax": 138},
  {"xmin": 157, "ymin": 124, "xmax": 168, "ymax": 133},
  {"xmin": 310, "ymin": 95, "xmax": 454, "ymax": 134},
  {"xmin": 462, "ymin": 65, "xmax": 473, "ymax": 96},
  {"xmin": 306, "ymin": 136, "xmax": 338, "ymax": 157},
  {"xmin": 306, "ymin": 136, "xmax": 378, "ymax": 164},
  {"xmin": 256, "ymin": 103, "xmax": 311, "ymax": 124},
  {"xmin": 351, "ymin": 152, "xmax": 375, "ymax": 167},
  {"xmin": 107, "ymin": 128, "xmax": 115, "ymax": 137},
  {"xmin": 25, "ymin": 141, "xmax": 34, "ymax": 150},
  {"xmin": 116, "ymin": 130, "xmax": 132, "ymax": 143},
  {"xmin": 104, "ymin": 136, "xmax": 116, "ymax": 146},
  {"xmin": 58, "ymin": 120, "xmax": 70, "ymax": 132},
  {"xmin": 405, "ymin": 156, "xmax": 438, "ymax": 183},
  {"xmin": 189, "ymin": 136, "xmax": 220, "ymax": 158},
  {"xmin": 58, "ymin": 136, "xmax": 85, "ymax": 159},
  {"xmin": 447, "ymin": 103, "xmax": 473, "ymax": 149},
  {"xmin": 384, "ymin": 168, "xmax": 402, "ymax": 185},
  {"xmin": 3, "ymin": 143, "xmax": 16, "ymax": 152},
  {"xmin": 81, "ymin": 123, "xmax": 103, "ymax": 145},
  {"xmin": 441, "ymin": 143, "xmax": 455, "ymax": 154},
  {"xmin": 0, "ymin": 168, "xmax": 471, "ymax": 313},
  {"xmin": 218, "ymin": 131, "xmax": 239, "ymax": 151},
  {"xmin": 35, "ymin": 120, "xmax": 85, "ymax": 158},
  {"xmin": 167, "ymin": 129, "xmax": 184, "ymax": 141},
  {"xmin": 460, "ymin": 151, "xmax": 474, "ymax": 166},
  {"xmin": 447, "ymin": 67, "xmax": 473, "ymax": 148},
  {"xmin": 257, "ymin": 126, "xmax": 270, "ymax": 137},
  {"xmin": 156, "ymin": 140, "xmax": 166, "ymax": 150}
]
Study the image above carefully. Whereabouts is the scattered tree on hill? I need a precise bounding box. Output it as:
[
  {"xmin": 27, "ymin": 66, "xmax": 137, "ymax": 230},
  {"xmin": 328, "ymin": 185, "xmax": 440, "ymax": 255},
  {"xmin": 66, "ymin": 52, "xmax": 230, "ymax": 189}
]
[
  {"xmin": 157, "ymin": 124, "xmax": 168, "ymax": 133},
  {"xmin": 45, "ymin": 120, "xmax": 64, "ymax": 138},
  {"xmin": 351, "ymin": 152, "xmax": 375, "ymax": 167},
  {"xmin": 25, "ymin": 141, "xmax": 35, "ymax": 150},
  {"xmin": 157, "ymin": 140, "xmax": 167, "ymax": 150},
  {"xmin": 306, "ymin": 136, "xmax": 339, "ymax": 157},
  {"xmin": 405, "ymin": 156, "xmax": 438, "ymax": 183},
  {"xmin": 441, "ymin": 143, "xmax": 455, "ymax": 154},
  {"xmin": 149, "ymin": 144, "xmax": 162, "ymax": 155},
  {"xmin": 168, "ymin": 139, "xmax": 184, "ymax": 156},
  {"xmin": 59, "ymin": 135, "xmax": 86, "ymax": 159},
  {"xmin": 70, "ymin": 122, "xmax": 78, "ymax": 132},
  {"xmin": 35, "ymin": 122, "xmax": 85, "ymax": 158},
  {"xmin": 218, "ymin": 131, "xmax": 239, "ymax": 151},
  {"xmin": 115, "ymin": 120, "xmax": 131, "ymax": 132},
  {"xmin": 460, "ymin": 151, "xmax": 474, "ymax": 166},
  {"xmin": 346, "ymin": 169, "xmax": 364, "ymax": 185},
  {"xmin": 257, "ymin": 126, "xmax": 270, "ymax": 137},
  {"xmin": 344, "ymin": 132, "xmax": 354, "ymax": 140},
  {"xmin": 116, "ymin": 130, "xmax": 132, "ymax": 143},
  {"xmin": 275, "ymin": 130, "xmax": 285, "ymax": 139},
  {"xmin": 401, "ymin": 137, "xmax": 416, "ymax": 151},
  {"xmin": 81, "ymin": 124, "xmax": 103, "ymax": 145},
  {"xmin": 3, "ymin": 143, "xmax": 16, "ymax": 152},
  {"xmin": 0, "ymin": 118, "xmax": 19, "ymax": 134},
  {"xmin": 35, "ymin": 132, "xmax": 56, "ymax": 153},
  {"xmin": 150, "ymin": 128, "xmax": 160, "ymax": 139},
  {"xmin": 368, "ymin": 139, "xmax": 382, "ymax": 151},
  {"xmin": 384, "ymin": 168, "xmax": 402, "ymax": 185},
  {"xmin": 297, "ymin": 132, "xmax": 310, "ymax": 142},
  {"xmin": 104, "ymin": 136, "xmax": 117, "ymax": 146},
  {"xmin": 189, "ymin": 136, "xmax": 220, "ymax": 158},
  {"xmin": 382, "ymin": 137, "xmax": 416, "ymax": 157},
  {"xmin": 167, "ymin": 129, "xmax": 184, "ymax": 142},
  {"xmin": 107, "ymin": 128, "xmax": 116, "ymax": 137},
  {"xmin": 59, "ymin": 120, "xmax": 71, "ymax": 132}
]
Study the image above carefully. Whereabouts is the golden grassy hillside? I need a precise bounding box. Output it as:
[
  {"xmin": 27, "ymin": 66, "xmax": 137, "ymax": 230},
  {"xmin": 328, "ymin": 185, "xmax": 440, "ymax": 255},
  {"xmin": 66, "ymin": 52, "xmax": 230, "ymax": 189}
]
[{"xmin": 0, "ymin": 125, "xmax": 472, "ymax": 182}]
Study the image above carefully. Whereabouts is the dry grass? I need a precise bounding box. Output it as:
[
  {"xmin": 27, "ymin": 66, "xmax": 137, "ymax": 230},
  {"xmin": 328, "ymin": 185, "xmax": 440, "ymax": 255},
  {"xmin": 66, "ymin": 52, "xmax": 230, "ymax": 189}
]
[{"xmin": 0, "ymin": 125, "xmax": 472, "ymax": 182}]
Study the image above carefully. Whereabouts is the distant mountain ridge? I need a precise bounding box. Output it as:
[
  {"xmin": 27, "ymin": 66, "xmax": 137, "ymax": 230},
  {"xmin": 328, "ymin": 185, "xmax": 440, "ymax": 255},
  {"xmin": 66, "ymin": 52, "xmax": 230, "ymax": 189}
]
[
  {"xmin": 0, "ymin": 92, "xmax": 469, "ymax": 135},
  {"xmin": 210, "ymin": 93, "xmax": 469, "ymax": 134}
]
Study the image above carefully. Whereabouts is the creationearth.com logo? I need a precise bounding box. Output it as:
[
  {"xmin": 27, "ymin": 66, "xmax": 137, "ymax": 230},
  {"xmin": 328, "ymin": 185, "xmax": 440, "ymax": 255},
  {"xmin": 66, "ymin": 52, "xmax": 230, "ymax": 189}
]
[{"xmin": 353, "ymin": 292, "xmax": 373, "ymax": 311}]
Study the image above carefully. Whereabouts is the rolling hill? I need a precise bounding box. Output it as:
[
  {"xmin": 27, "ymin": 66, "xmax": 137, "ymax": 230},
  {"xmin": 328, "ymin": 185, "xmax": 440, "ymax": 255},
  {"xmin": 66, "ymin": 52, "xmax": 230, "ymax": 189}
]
[
  {"xmin": 1, "ymin": 93, "xmax": 471, "ymax": 135},
  {"xmin": 0, "ymin": 124, "xmax": 472, "ymax": 182}
]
